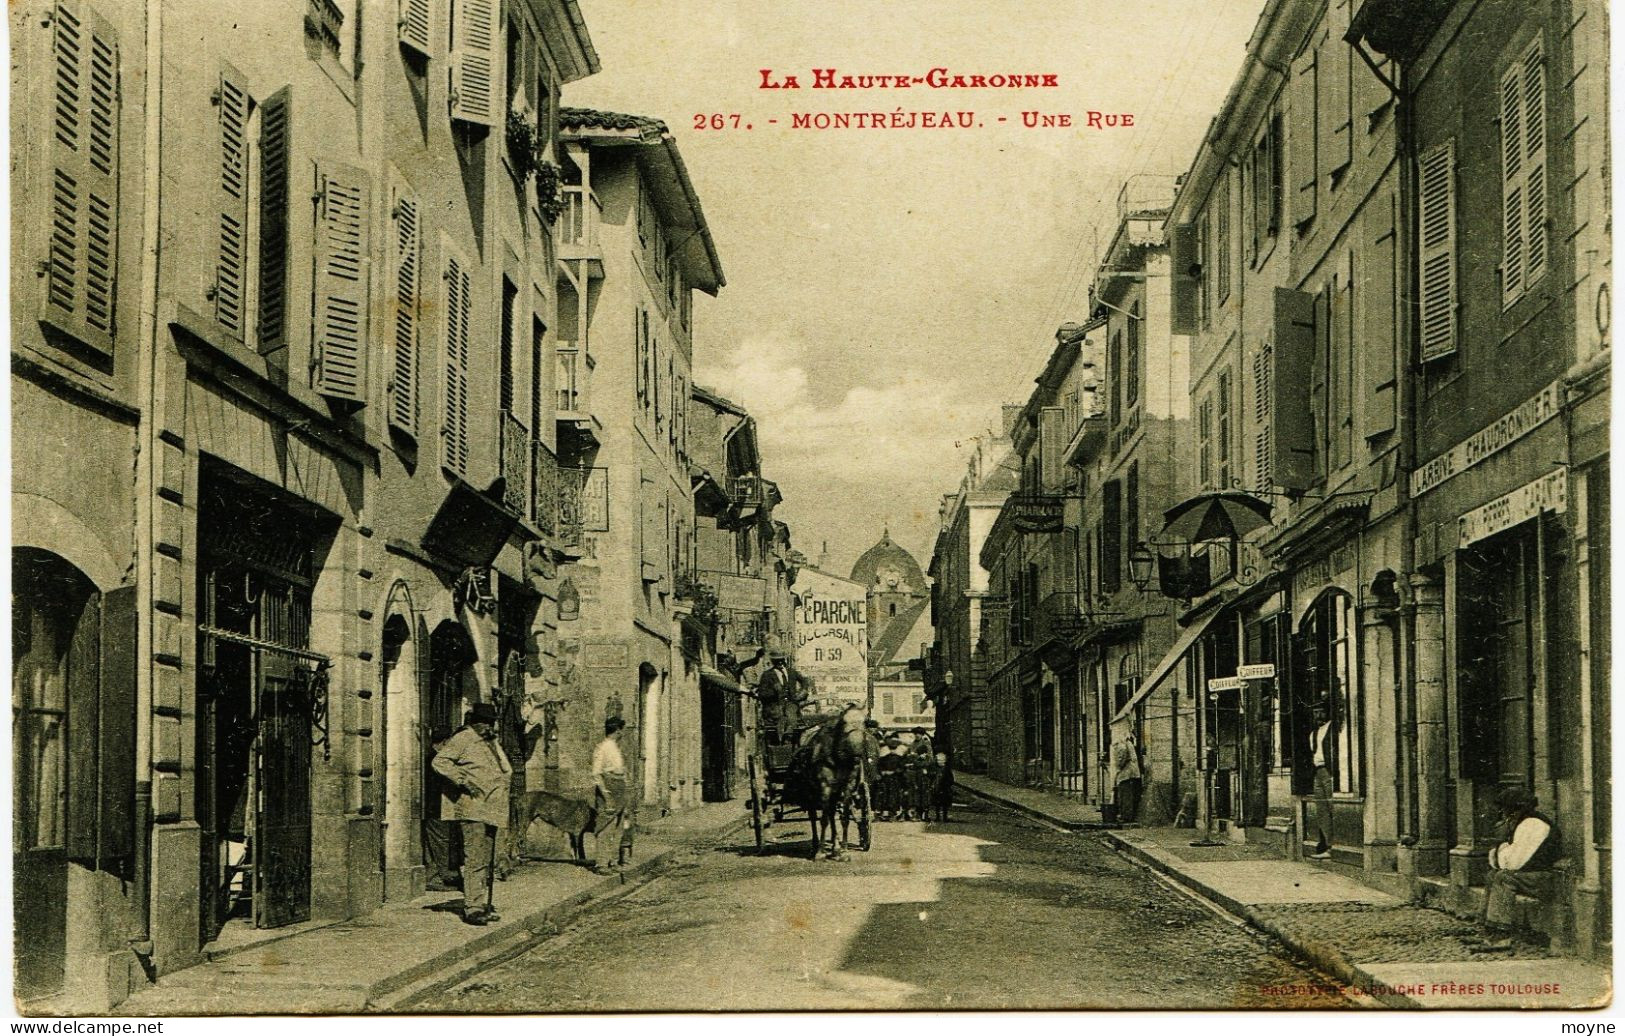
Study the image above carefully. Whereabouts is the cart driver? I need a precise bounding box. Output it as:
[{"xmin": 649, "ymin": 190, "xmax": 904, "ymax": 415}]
[{"xmin": 756, "ymin": 650, "xmax": 806, "ymax": 743}]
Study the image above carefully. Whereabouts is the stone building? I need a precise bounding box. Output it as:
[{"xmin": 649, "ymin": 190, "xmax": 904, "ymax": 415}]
[
  {"xmin": 927, "ymin": 432, "xmax": 1018, "ymax": 772},
  {"xmin": 554, "ymin": 108, "xmax": 724, "ymax": 816},
  {"xmin": 10, "ymin": 0, "xmax": 597, "ymax": 1010}
]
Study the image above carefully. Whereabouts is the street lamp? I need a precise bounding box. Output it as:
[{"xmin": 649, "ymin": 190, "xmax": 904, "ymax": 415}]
[{"xmin": 1128, "ymin": 542, "xmax": 1156, "ymax": 592}]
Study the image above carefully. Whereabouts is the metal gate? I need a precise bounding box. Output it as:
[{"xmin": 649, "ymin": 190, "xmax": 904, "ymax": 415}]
[{"xmin": 199, "ymin": 560, "xmax": 325, "ymax": 934}]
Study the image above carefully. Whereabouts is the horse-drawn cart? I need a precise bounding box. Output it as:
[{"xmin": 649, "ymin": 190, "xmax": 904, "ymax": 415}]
[{"xmin": 747, "ymin": 711, "xmax": 872, "ymax": 858}]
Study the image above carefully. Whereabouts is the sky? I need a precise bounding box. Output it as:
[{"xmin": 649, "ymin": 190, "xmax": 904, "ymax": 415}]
[{"xmin": 565, "ymin": 0, "xmax": 1266, "ymax": 575}]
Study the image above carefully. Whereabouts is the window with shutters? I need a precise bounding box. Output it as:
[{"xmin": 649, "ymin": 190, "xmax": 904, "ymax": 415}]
[
  {"xmin": 653, "ymin": 334, "xmax": 664, "ymax": 431},
  {"xmin": 1217, "ymin": 368, "xmax": 1232, "ymax": 488},
  {"xmin": 211, "ymin": 69, "xmax": 295, "ymax": 362},
  {"xmin": 1125, "ymin": 463, "xmax": 1139, "ymax": 557},
  {"xmin": 389, "ymin": 184, "xmax": 422, "ymax": 436},
  {"xmin": 636, "ymin": 307, "xmax": 650, "ymax": 410},
  {"xmin": 1417, "ymin": 140, "xmax": 1457, "ymax": 361},
  {"xmin": 441, "ymin": 245, "xmax": 473, "ymax": 477},
  {"xmin": 1499, "ymin": 37, "xmax": 1547, "ymax": 309},
  {"xmin": 1253, "ymin": 343, "xmax": 1273, "ymax": 491},
  {"xmin": 43, "ymin": 1, "xmax": 119, "ymax": 356},
  {"xmin": 1108, "ymin": 330, "xmax": 1123, "ymax": 426},
  {"xmin": 1249, "ymin": 115, "xmax": 1282, "ymax": 262}
]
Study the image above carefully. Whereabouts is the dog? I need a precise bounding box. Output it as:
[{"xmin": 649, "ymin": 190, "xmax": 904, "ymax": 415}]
[{"xmin": 499, "ymin": 789, "xmax": 598, "ymax": 879}]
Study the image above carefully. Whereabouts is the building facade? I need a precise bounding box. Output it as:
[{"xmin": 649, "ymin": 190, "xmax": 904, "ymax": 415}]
[
  {"xmin": 926, "ymin": 432, "xmax": 1017, "ymax": 772},
  {"xmin": 555, "ymin": 108, "xmax": 725, "ymax": 817}
]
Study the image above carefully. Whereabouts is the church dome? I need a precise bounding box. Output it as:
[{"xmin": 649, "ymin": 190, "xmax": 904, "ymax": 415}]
[{"xmin": 850, "ymin": 531, "xmax": 926, "ymax": 594}]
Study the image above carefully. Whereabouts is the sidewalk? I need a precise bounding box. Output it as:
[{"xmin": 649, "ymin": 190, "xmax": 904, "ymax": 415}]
[
  {"xmin": 960, "ymin": 774, "xmax": 1611, "ymax": 1009},
  {"xmin": 115, "ymin": 800, "xmax": 749, "ymax": 1015}
]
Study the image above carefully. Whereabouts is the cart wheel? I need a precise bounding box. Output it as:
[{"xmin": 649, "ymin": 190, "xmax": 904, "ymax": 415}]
[
  {"xmin": 748, "ymin": 755, "xmax": 766, "ymax": 852},
  {"xmin": 856, "ymin": 778, "xmax": 873, "ymax": 852}
]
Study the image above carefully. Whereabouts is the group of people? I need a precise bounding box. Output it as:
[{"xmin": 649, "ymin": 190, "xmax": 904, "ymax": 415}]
[
  {"xmin": 424, "ymin": 704, "xmax": 632, "ymax": 927},
  {"xmin": 872, "ymin": 724, "xmax": 953, "ymax": 822}
]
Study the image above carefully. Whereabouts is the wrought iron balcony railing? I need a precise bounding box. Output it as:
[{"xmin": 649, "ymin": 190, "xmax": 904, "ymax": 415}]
[{"xmin": 499, "ymin": 410, "xmax": 529, "ymax": 517}]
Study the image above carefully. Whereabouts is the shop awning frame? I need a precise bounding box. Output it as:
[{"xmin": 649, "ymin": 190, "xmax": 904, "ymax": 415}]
[{"xmin": 1112, "ymin": 603, "xmax": 1225, "ymax": 725}]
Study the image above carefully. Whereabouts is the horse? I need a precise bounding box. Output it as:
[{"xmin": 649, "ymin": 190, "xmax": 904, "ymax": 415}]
[{"xmin": 785, "ymin": 708, "xmax": 869, "ymax": 859}]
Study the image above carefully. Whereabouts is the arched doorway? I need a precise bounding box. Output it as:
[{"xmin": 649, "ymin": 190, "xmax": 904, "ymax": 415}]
[
  {"xmin": 12, "ymin": 549, "xmax": 97, "ymax": 1000},
  {"xmin": 379, "ymin": 611, "xmax": 417, "ymax": 899},
  {"xmin": 423, "ymin": 622, "xmax": 476, "ymax": 886},
  {"xmin": 1292, "ymin": 589, "xmax": 1360, "ymax": 850}
]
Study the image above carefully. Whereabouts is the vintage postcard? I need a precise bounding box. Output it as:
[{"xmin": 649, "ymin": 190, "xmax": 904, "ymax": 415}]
[{"xmin": 7, "ymin": 0, "xmax": 1613, "ymax": 1023}]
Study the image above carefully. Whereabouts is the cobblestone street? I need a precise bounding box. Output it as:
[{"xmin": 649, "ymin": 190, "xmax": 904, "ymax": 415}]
[{"xmin": 425, "ymin": 799, "xmax": 1352, "ymax": 1011}]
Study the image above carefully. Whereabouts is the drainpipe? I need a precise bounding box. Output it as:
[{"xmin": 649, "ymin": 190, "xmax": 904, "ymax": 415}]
[{"xmin": 129, "ymin": 0, "xmax": 164, "ymax": 970}]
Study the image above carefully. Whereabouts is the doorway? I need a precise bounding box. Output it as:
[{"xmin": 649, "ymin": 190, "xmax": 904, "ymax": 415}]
[
  {"xmin": 379, "ymin": 612, "xmax": 418, "ymax": 898},
  {"xmin": 12, "ymin": 550, "xmax": 96, "ymax": 1000}
]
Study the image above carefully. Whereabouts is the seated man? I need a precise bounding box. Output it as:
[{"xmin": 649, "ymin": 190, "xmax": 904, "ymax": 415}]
[{"xmin": 1470, "ymin": 786, "xmax": 1562, "ymax": 952}]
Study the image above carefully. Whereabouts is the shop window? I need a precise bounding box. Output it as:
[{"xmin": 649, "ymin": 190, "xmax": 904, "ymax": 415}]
[{"xmin": 1292, "ymin": 590, "xmax": 1360, "ymax": 794}]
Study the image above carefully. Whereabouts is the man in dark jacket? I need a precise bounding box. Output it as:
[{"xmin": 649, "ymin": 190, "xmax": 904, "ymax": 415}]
[
  {"xmin": 756, "ymin": 651, "xmax": 806, "ymax": 743},
  {"xmin": 1468, "ymin": 786, "xmax": 1562, "ymax": 952}
]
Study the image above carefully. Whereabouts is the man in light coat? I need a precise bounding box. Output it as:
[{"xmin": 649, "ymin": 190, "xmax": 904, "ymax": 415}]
[
  {"xmin": 1112, "ymin": 728, "xmax": 1142, "ymax": 824},
  {"xmin": 590, "ymin": 716, "xmax": 629, "ymax": 875},
  {"xmin": 432, "ymin": 702, "xmax": 512, "ymax": 925}
]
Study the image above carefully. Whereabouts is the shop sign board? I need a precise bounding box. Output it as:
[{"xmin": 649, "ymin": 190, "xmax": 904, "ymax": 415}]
[
  {"xmin": 1456, "ymin": 469, "xmax": 1568, "ymax": 549},
  {"xmin": 794, "ymin": 568, "xmax": 869, "ymax": 704},
  {"xmin": 1236, "ymin": 663, "xmax": 1276, "ymax": 680},
  {"xmin": 1410, "ymin": 381, "xmax": 1562, "ymax": 498}
]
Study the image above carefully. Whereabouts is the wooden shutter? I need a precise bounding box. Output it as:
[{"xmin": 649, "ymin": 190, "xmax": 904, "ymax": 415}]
[
  {"xmin": 389, "ymin": 186, "xmax": 422, "ymax": 436},
  {"xmin": 442, "ymin": 247, "xmax": 472, "ymax": 476},
  {"xmin": 1321, "ymin": 32, "xmax": 1352, "ymax": 177},
  {"xmin": 1418, "ymin": 140, "xmax": 1457, "ymax": 360},
  {"xmin": 1253, "ymin": 344, "xmax": 1273, "ymax": 491},
  {"xmin": 1271, "ymin": 288, "xmax": 1317, "ymax": 491},
  {"xmin": 1169, "ymin": 222, "xmax": 1199, "ymax": 334},
  {"xmin": 449, "ymin": 0, "xmax": 500, "ymax": 126},
  {"xmin": 1499, "ymin": 59, "xmax": 1526, "ymax": 306},
  {"xmin": 1216, "ymin": 174, "xmax": 1231, "ymax": 301},
  {"xmin": 97, "ymin": 585, "xmax": 136, "ymax": 860},
  {"xmin": 399, "ymin": 0, "xmax": 433, "ymax": 56},
  {"xmin": 312, "ymin": 161, "xmax": 371, "ymax": 402},
  {"xmin": 1290, "ymin": 47, "xmax": 1317, "ymax": 226},
  {"xmin": 1519, "ymin": 38, "xmax": 1548, "ymax": 288},
  {"xmin": 1039, "ymin": 406, "xmax": 1066, "ymax": 492},
  {"xmin": 1362, "ymin": 197, "xmax": 1397, "ymax": 437},
  {"xmin": 257, "ymin": 88, "xmax": 292, "ymax": 354},
  {"xmin": 46, "ymin": 1, "xmax": 119, "ymax": 353},
  {"xmin": 65, "ymin": 591, "xmax": 101, "ymax": 861},
  {"xmin": 215, "ymin": 64, "xmax": 251, "ymax": 336},
  {"xmin": 635, "ymin": 307, "xmax": 648, "ymax": 404}
]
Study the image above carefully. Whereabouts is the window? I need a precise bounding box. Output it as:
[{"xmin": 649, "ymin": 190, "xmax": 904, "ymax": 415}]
[
  {"xmin": 1217, "ymin": 368, "xmax": 1232, "ymax": 488},
  {"xmin": 883, "ymin": 692, "xmax": 896, "ymax": 715},
  {"xmin": 1108, "ymin": 331, "xmax": 1123, "ymax": 425},
  {"xmin": 889, "ymin": 602, "xmax": 897, "ymax": 617},
  {"xmin": 1198, "ymin": 396, "xmax": 1213, "ymax": 488},
  {"xmin": 504, "ymin": 14, "xmax": 521, "ymax": 114},
  {"xmin": 1198, "ymin": 212, "xmax": 1212, "ymax": 327},
  {"xmin": 1216, "ymin": 174, "xmax": 1232, "ymax": 303},
  {"xmin": 1500, "ymin": 37, "xmax": 1547, "ymax": 308},
  {"xmin": 1126, "ymin": 304, "xmax": 1141, "ymax": 409},
  {"xmin": 499, "ymin": 277, "xmax": 517, "ymax": 415},
  {"xmin": 556, "ymin": 342, "xmax": 578, "ymax": 412},
  {"xmin": 449, "ymin": 0, "xmax": 501, "ymax": 126},
  {"xmin": 1249, "ymin": 113, "xmax": 1283, "ymax": 262},
  {"xmin": 45, "ymin": 1, "xmax": 120, "ymax": 355}
]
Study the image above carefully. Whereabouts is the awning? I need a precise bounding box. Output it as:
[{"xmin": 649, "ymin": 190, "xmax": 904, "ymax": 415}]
[
  {"xmin": 700, "ymin": 666, "xmax": 749, "ymax": 696},
  {"xmin": 1112, "ymin": 604, "xmax": 1224, "ymax": 724}
]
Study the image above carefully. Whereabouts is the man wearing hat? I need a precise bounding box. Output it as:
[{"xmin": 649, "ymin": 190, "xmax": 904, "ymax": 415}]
[
  {"xmin": 1468, "ymin": 787, "xmax": 1562, "ymax": 952},
  {"xmin": 904, "ymin": 727, "xmax": 935, "ymax": 821},
  {"xmin": 431, "ymin": 702, "xmax": 512, "ymax": 925},
  {"xmin": 756, "ymin": 650, "xmax": 806, "ymax": 743}
]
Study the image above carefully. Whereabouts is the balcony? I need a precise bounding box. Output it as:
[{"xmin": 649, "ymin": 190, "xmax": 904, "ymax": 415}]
[
  {"xmin": 1063, "ymin": 413, "xmax": 1108, "ymax": 469},
  {"xmin": 556, "ymin": 186, "xmax": 604, "ymax": 278},
  {"xmin": 1034, "ymin": 591, "xmax": 1086, "ymax": 646},
  {"xmin": 499, "ymin": 410, "xmax": 529, "ymax": 517}
]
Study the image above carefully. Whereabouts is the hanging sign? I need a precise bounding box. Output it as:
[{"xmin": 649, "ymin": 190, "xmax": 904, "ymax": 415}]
[
  {"xmin": 1236, "ymin": 663, "xmax": 1276, "ymax": 680},
  {"xmin": 1456, "ymin": 469, "xmax": 1568, "ymax": 549}
]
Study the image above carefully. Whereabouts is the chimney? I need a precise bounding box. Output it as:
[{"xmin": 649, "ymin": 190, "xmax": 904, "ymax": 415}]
[
  {"xmin": 1001, "ymin": 404, "xmax": 1024, "ymax": 440},
  {"xmin": 817, "ymin": 540, "xmax": 832, "ymax": 571}
]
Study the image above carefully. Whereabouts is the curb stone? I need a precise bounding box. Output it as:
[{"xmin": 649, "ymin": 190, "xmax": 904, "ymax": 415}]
[{"xmin": 372, "ymin": 813, "xmax": 750, "ymax": 1011}]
